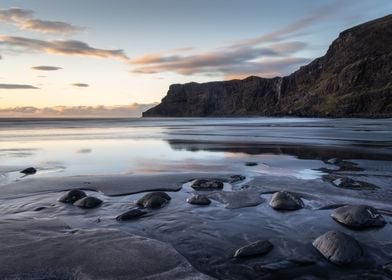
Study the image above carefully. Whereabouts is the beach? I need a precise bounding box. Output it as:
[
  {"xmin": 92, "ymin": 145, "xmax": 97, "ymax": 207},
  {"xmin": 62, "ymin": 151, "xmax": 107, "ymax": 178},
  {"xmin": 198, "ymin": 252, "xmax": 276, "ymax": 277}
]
[{"xmin": 1, "ymin": 117, "xmax": 392, "ymax": 279}]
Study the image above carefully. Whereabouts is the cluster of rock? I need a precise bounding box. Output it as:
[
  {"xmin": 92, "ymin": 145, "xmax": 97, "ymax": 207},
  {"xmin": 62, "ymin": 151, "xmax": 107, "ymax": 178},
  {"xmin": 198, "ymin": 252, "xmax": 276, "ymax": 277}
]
[
  {"xmin": 230, "ymin": 190, "xmax": 387, "ymax": 266},
  {"xmin": 58, "ymin": 181, "xmax": 388, "ymax": 268},
  {"xmin": 59, "ymin": 189, "xmax": 102, "ymax": 209}
]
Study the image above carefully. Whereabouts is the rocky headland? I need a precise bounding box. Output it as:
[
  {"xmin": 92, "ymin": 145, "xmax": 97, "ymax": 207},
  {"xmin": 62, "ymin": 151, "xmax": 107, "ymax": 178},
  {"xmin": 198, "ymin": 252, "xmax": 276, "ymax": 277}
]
[{"xmin": 143, "ymin": 15, "xmax": 392, "ymax": 118}]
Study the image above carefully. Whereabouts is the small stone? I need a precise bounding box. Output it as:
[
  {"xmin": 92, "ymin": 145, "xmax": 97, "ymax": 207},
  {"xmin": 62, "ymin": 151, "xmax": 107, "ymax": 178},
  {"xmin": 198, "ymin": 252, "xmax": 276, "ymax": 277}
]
[
  {"xmin": 191, "ymin": 179, "xmax": 224, "ymax": 190},
  {"xmin": 245, "ymin": 162, "xmax": 258, "ymax": 166},
  {"xmin": 59, "ymin": 189, "xmax": 87, "ymax": 204},
  {"xmin": 187, "ymin": 194, "xmax": 211, "ymax": 205},
  {"xmin": 74, "ymin": 196, "xmax": 102, "ymax": 209},
  {"xmin": 234, "ymin": 240, "xmax": 273, "ymax": 258},
  {"xmin": 332, "ymin": 177, "xmax": 377, "ymax": 190},
  {"xmin": 20, "ymin": 167, "xmax": 37, "ymax": 175},
  {"xmin": 229, "ymin": 175, "xmax": 246, "ymax": 183},
  {"xmin": 116, "ymin": 209, "xmax": 147, "ymax": 221},
  {"xmin": 312, "ymin": 230, "xmax": 363, "ymax": 265},
  {"xmin": 269, "ymin": 191, "xmax": 304, "ymax": 210},
  {"xmin": 331, "ymin": 205, "xmax": 386, "ymax": 228},
  {"xmin": 136, "ymin": 192, "xmax": 171, "ymax": 207}
]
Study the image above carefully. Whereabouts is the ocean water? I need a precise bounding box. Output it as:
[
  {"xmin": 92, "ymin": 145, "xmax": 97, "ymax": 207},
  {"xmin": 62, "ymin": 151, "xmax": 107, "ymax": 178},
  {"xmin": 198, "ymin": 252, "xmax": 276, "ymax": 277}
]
[{"xmin": 1, "ymin": 117, "xmax": 391, "ymax": 183}]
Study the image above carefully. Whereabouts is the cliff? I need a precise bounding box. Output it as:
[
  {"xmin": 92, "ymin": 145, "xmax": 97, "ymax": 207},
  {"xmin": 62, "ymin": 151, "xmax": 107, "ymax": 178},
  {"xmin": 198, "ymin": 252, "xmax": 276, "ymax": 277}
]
[{"xmin": 143, "ymin": 15, "xmax": 392, "ymax": 118}]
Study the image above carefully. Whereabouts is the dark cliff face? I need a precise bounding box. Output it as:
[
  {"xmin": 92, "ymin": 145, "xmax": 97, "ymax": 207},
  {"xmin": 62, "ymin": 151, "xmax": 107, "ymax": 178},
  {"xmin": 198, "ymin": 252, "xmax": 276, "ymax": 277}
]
[{"xmin": 143, "ymin": 15, "xmax": 392, "ymax": 118}]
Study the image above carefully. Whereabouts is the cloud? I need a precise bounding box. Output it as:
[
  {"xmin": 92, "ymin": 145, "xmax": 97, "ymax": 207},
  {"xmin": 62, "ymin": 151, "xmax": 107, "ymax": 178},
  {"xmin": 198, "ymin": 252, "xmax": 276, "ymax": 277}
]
[
  {"xmin": 130, "ymin": 43, "xmax": 309, "ymax": 77},
  {"xmin": 0, "ymin": 83, "xmax": 38, "ymax": 89},
  {"xmin": 0, "ymin": 7, "xmax": 83, "ymax": 34},
  {"xmin": 229, "ymin": 0, "xmax": 346, "ymax": 48},
  {"xmin": 0, "ymin": 103, "xmax": 158, "ymax": 117},
  {"xmin": 129, "ymin": 1, "xmax": 345, "ymax": 78},
  {"xmin": 31, "ymin": 65, "xmax": 62, "ymax": 71},
  {"xmin": 0, "ymin": 36, "xmax": 129, "ymax": 60},
  {"xmin": 72, "ymin": 83, "xmax": 89, "ymax": 87}
]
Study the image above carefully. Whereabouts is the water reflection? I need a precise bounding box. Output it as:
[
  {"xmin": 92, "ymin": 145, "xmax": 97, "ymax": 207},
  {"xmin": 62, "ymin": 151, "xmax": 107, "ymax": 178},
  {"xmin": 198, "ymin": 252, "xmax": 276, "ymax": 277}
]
[{"xmin": 0, "ymin": 118, "xmax": 390, "ymax": 184}]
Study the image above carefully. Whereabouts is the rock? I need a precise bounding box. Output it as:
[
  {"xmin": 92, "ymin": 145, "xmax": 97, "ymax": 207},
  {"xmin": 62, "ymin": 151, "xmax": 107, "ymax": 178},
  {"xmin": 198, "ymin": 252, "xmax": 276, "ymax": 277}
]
[
  {"xmin": 116, "ymin": 209, "xmax": 147, "ymax": 221},
  {"xmin": 73, "ymin": 196, "xmax": 102, "ymax": 209},
  {"xmin": 20, "ymin": 167, "xmax": 37, "ymax": 175},
  {"xmin": 229, "ymin": 175, "xmax": 246, "ymax": 183},
  {"xmin": 136, "ymin": 192, "xmax": 171, "ymax": 209},
  {"xmin": 269, "ymin": 191, "xmax": 304, "ymax": 210},
  {"xmin": 234, "ymin": 240, "xmax": 273, "ymax": 258},
  {"xmin": 187, "ymin": 194, "xmax": 211, "ymax": 205},
  {"xmin": 332, "ymin": 177, "xmax": 378, "ymax": 190},
  {"xmin": 143, "ymin": 196, "xmax": 168, "ymax": 209},
  {"xmin": 209, "ymin": 189, "xmax": 264, "ymax": 209},
  {"xmin": 245, "ymin": 162, "xmax": 258, "ymax": 166},
  {"xmin": 331, "ymin": 205, "xmax": 386, "ymax": 228},
  {"xmin": 59, "ymin": 189, "xmax": 87, "ymax": 204},
  {"xmin": 312, "ymin": 230, "xmax": 363, "ymax": 265},
  {"xmin": 142, "ymin": 15, "xmax": 392, "ymax": 118},
  {"xmin": 191, "ymin": 179, "xmax": 224, "ymax": 190}
]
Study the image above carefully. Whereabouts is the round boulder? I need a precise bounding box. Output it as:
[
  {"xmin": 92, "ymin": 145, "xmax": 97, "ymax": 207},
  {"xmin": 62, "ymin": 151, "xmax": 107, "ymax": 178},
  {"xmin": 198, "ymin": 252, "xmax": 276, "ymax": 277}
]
[
  {"xmin": 234, "ymin": 240, "xmax": 273, "ymax": 258},
  {"xmin": 312, "ymin": 230, "xmax": 363, "ymax": 265},
  {"xmin": 331, "ymin": 205, "xmax": 386, "ymax": 229},
  {"xmin": 20, "ymin": 167, "xmax": 37, "ymax": 175},
  {"xmin": 116, "ymin": 209, "xmax": 147, "ymax": 221},
  {"xmin": 269, "ymin": 191, "xmax": 304, "ymax": 210},
  {"xmin": 191, "ymin": 179, "xmax": 224, "ymax": 190},
  {"xmin": 74, "ymin": 196, "xmax": 102, "ymax": 209},
  {"xmin": 187, "ymin": 194, "xmax": 211, "ymax": 205},
  {"xmin": 136, "ymin": 192, "xmax": 171, "ymax": 209},
  {"xmin": 59, "ymin": 189, "xmax": 87, "ymax": 204}
]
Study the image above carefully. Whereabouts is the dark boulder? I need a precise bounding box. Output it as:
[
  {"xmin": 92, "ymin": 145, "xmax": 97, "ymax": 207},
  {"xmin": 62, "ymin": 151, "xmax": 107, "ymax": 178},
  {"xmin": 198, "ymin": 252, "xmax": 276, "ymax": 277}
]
[
  {"xmin": 74, "ymin": 196, "xmax": 102, "ymax": 209},
  {"xmin": 234, "ymin": 240, "xmax": 273, "ymax": 258},
  {"xmin": 269, "ymin": 191, "xmax": 304, "ymax": 210},
  {"xmin": 136, "ymin": 192, "xmax": 171, "ymax": 209},
  {"xmin": 59, "ymin": 189, "xmax": 87, "ymax": 204},
  {"xmin": 331, "ymin": 205, "xmax": 386, "ymax": 228},
  {"xmin": 116, "ymin": 209, "xmax": 147, "ymax": 221},
  {"xmin": 191, "ymin": 179, "xmax": 224, "ymax": 190},
  {"xmin": 312, "ymin": 230, "xmax": 363, "ymax": 265},
  {"xmin": 187, "ymin": 194, "xmax": 211, "ymax": 205},
  {"xmin": 20, "ymin": 167, "xmax": 37, "ymax": 175}
]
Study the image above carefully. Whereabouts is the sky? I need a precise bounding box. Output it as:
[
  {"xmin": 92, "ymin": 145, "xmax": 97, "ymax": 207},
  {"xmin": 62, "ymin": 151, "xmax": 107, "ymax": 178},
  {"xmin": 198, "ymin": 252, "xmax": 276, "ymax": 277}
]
[{"xmin": 0, "ymin": 0, "xmax": 391, "ymax": 117}]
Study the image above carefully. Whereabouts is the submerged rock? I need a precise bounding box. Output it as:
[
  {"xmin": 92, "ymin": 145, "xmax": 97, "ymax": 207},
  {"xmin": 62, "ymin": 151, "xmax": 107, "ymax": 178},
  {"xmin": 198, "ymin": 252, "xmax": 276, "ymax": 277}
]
[
  {"xmin": 116, "ymin": 209, "xmax": 147, "ymax": 221},
  {"xmin": 59, "ymin": 189, "xmax": 87, "ymax": 204},
  {"xmin": 269, "ymin": 191, "xmax": 304, "ymax": 210},
  {"xmin": 210, "ymin": 189, "xmax": 264, "ymax": 209},
  {"xmin": 20, "ymin": 167, "xmax": 37, "ymax": 175},
  {"xmin": 191, "ymin": 179, "xmax": 224, "ymax": 190},
  {"xmin": 312, "ymin": 230, "xmax": 363, "ymax": 265},
  {"xmin": 332, "ymin": 177, "xmax": 377, "ymax": 190},
  {"xmin": 234, "ymin": 240, "xmax": 273, "ymax": 258},
  {"xmin": 331, "ymin": 205, "xmax": 386, "ymax": 228},
  {"xmin": 229, "ymin": 175, "xmax": 246, "ymax": 183},
  {"xmin": 245, "ymin": 162, "xmax": 258, "ymax": 166},
  {"xmin": 187, "ymin": 194, "xmax": 211, "ymax": 205},
  {"xmin": 136, "ymin": 192, "xmax": 171, "ymax": 209},
  {"xmin": 74, "ymin": 196, "xmax": 102, "ymax": 209}
]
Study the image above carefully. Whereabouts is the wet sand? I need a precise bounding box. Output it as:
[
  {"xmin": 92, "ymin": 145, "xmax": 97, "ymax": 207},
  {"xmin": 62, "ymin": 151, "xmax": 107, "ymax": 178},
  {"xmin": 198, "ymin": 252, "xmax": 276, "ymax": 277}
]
[{"xmin": 0, "ymin": 118, "xmax": 391, "ymax": 279}]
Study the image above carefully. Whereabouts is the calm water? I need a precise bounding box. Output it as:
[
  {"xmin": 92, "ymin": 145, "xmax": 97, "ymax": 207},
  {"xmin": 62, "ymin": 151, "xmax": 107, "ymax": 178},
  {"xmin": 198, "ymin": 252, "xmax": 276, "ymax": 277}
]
[{"xmin": 1, "ymin": 117, "xmax": 391, "ymax": 183}]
